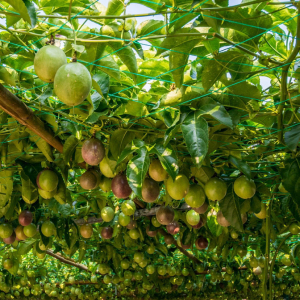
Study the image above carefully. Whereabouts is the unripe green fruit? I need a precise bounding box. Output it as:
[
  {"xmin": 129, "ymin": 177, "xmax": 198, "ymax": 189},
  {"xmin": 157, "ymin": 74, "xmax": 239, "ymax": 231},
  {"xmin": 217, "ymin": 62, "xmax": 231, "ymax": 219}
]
[
  {"xmin": 148, "ymin": 159, "xmax": 167, "ymax": 182},
  {"xmin": 118, "ymin": 212, "xmax": 131, "ymax": 226},
  {"xmin": 23, "ymin": 223, "xmax": 37, "ymax": 238},
  {"xmin": 186, "ymin": 210, "xmax": 200, "ymax": 226},
  {"xmin": 234, "ymin": 175, "xmax": 256, "ymax": 199},
  {"xmin": 100, "ymin": 157, "xmax": 117, "ymax": 178},
  {"xmin": 204, "ymin": 177, "xmax": 227, "ymax": 201},
  {"xmin": 0, "ymin": 223, "xmax": 13, "ymax": 239},
  {"xmin": 37, "ymin": 170, "xmax": 58, "ymax": 192},
  {"xmin": 41, "ymin": 220, "xmax": 55, "ymax": 237},
  {"xmin": 101, "ymin": 207, "xmax": 114, "ymax": 222},
  {"xmin": 166, "ymin": 174, "xmax": 190, "ymax": 200},
  {"xmin": 99, "ymin": 176, "xmax": 112, "ymax": 192},
  {"xmin": 185, "ymin": 185, "xmax": 205, "ymax": 208},
  {"xmin": 121, "ymin": 200, "xmax": 136, "ymax": 216}
]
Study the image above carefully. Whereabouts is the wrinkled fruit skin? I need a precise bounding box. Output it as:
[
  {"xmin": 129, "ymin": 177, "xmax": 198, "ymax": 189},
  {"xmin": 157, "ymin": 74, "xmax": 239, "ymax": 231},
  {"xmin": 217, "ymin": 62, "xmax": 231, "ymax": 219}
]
[
  {"xmin": 166, "ymin": 221, "xmax": 180, "ymax": 235},
  {"xmin": 195, "ymin": 236, "xmax": 208, "ymax": 250},
  {"xmin": 81, "ymin": 138, "xmax": 105, "ymax": 166},
  {"xmin": 37, "ymin": 169, "xmax": 58, "ymax": 192},
  {"xmin": 79, "ymin": 170, "xmax": 98, "ymax": 190},
  {"xmin": 80, "ymin": 224, "xmax": 93, "ymax": 239},
  {"xmin": 234, "ymin": 175, "xmax": 256, "ymax": 199},
  {"xmin": 185, "ymin": 185, "xmax": 206, "ymax": 208},
  {"xmin": 101, "ymin": 227, "xmax": 113, "ymax": 239},
  {"xmin": 3, "ymin": 232, "xmax": 16, "ymax": 245},
  {"xmin": 217, "ymin": 211, "xmax": 230, "ymax": 227},
  {"xmin": 142, "ymin": 178, "xmax": 160, "ymax": 203},
  {"xmin": 204, "ymin": 178, "xmax": 227, "ymax": 201},
  {"xmin": 166, "ymin": 174, "xmax": 190, "ymax": 200},
  {"xmin": 193, "ymin": 202, "xmax": 209, "ymax": 214},
  {"xmin": 54, "ymin": 62, "xmax": 92, "ymax": 106},
  {"xmin": 149, "ymin": 159, "xmax": 167, "ymax": 182},
  {"xmin": 34, "ymin": 45, "xmax": 67, "ymax": 83},
  {"xmin": 156, "ymin": 206, "xmax": 174, "ymax": 225},
  {"xmin": 111, "ymin": 174, "xmax": 132, "ymax": 199},
  {"xmin": 18, "ymin": 210, "xmax": 33, "ymax": 226}
]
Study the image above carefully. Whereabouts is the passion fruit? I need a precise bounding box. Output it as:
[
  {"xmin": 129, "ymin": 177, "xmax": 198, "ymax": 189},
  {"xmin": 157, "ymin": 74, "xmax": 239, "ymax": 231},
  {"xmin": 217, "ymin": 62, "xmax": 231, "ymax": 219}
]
[
  {"xmin": 126, "ymin": 218, "xmax": 137, "ymax": 230},
  {"xmin": 18, "ymin": 210, "xmax": 33, "ymax": 226},
  {"xmin": 81, "ymin": 138, "xmax": 105, "ymax": 166},
  {"xmin": 118, "ymin": 212, "xmax": 131, "ymax": 227},
  {"xmin": 101, "ymin": 207, "xmax": 115, "ymax": 223},
  {"xmin": 41, "ymin": 220, "xmax": 55, "ymax": 237},
  {"xmin": 3, "ymin": 232, "xmax": 16, "ymax": 245},
  {"xmin": 133, "ymin": 252, "xmax": 144, "ymax": 263},
  {"xmin": 100, "ymin": 156, "xmax": 117, "ymax": 178},
  {"xmin": 156, "ymin": 206, "xmax": 174, "ymax": 225},
  {"xmin": 234, "ymin": 175, "xmax": 256, "ymax": 199},
  {"xmin": 54, "ymin": 62, "xmax": 92, "ymax": 106},
  {"xmin": 34, "ymin": 45, "xmax": 67, "ymax": 83},
  {"xmin": 99, "ymin": 176, "xmax": 112, "ymax": 192},
  {"xmin": 289, "ymin": 223, "xmax": 300, "ymax": 235},
  {"xmin": 23, "ymin": 224, "xmax": 37, "ymax": 238},
  {"xmin": 15, "ymin": 225, "xmax": 27, "ymax": 241},
  {"xmin": 204, "ymin": 178, "xmax": 227, "ymax": 201},
  {"xmin": 146, "ymin": 226, "xmax": 157, "ymax": 237},
  {"xmin": 166, "ymin": 221, "xmax": 180, "ymax": 235},
  {"xmin": 191, "ymin": 215, "xmax": 206, "ymax": 229},
  {"xmin": 0, "ymin": 223, "xmax": 13, "ymax": 239},
  {"xmin": 255, "ymin": 203, "xmax": 267, "ymax": 219},
  {"xmin": 121, "ymin": 200, "xmax": 136, "ymax": 216},
  {"xmin": 3, "ymin": 258, "xmax": 13, "ymax": 270},
  {"xmin": 217, "ymin": 211, "xmax": 230, "ymax": 227},
  {"xmin": 185, "ymin": 185, "xmax": 205, "ymax": 208},
  {"xmin": 79, "ymin": 170, "xmax": 98, "ymax": 190},
  {"xmin": 186, "ymin": 210, "xmax": 200, "ymax": 226},
  {"xmin": 166, "ymin": 174, "xmax": 190, "ymax": 200},
  {"xmin": 151, "ymin": 216, "xmax": 161, "ymax": 227},
  {"xmin": 111, "ymin": 174, "xmax": 132, "ymax": 199},
  {"xmin": 129, "ymin": 228, "xmax": 140, "ymax": 239},
  {"xmin": 195, "ymin": 236, "xmax": 208, "ymax": 250},
  {"xmin": 37, "ymin": 169, "xmax": 58, "ymax": 192},
  {"xmin": 80, "ymin": 224, "xmax": 93, "ymax": 239},
  {"xmin": 164, "ymin": 234, "xmax": 174, "ymax": 245},
  {"xmin": 142, "ymin": 178, "xmax": 160, "ymax": 203},
  {"xmin": 193, "ymin": 202, "xmax": 209, "ymax": 214},
  {"xmin": 38, "ymin": 188, "xmax": 57, "ymax": 199},
  {"xmin": 148, "ymin": 159, "xmax": 168, "ymax": 182},
  {"xmin": 101, "ymin": 227, "xmax": 113, "ymax": 239}
]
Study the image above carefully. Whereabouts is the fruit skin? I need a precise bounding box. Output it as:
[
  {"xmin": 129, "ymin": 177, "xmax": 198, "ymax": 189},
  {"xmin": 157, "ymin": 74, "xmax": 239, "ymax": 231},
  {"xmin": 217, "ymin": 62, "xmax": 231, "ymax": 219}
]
[
  {"xmin": 156, "ymin": 206, "xmax": 174, "ymax": 225},
  {"xmin": 126, "ymin": 218, "xmax": 137, "ymax": 229},
  {"xmin": 217, "ymin": 211, "xmax": 230, "ymax": 227},
  {"xmin": 166, "ymin": 174, "xmax": 190, "ymax": 200},
  {"xmin": 255, "ymin": 203, "xmax": 267, "ymax": 219},
  {"xmin": 18, "ymin": 210, "xmax": 33, "ymax": 226},
  {"xmin": 289, "ymin": 223, "xmax": 300, "ymax": 235},
  {"xmin": 234, "ymin": 175, "xmax": 256, "ymax": 199},
  {"xmin": 101, "ymin": 207, "xmax": 115, "ymax": 223},
  {"xmin": 99, "ymin": 176, "xmax": 112, "ymax": 192},
  {"xmin": 164, "ymin": 234, "xmax": 174, "ymax": 245},
  {"xmin": 191, "ymin": 215, "xmax": 206, "ymax": 229},
  {"xmin": 38, "ymin": 188, "xmax": 57, "ymax": 199},
  {"xmin": 23, "ymin": 224, "xmax": 37, "ymax": 238},
  {"xmin": 101, "ymin": 227, "xmax": 113, "ymax": 239},
  {"xmin": 186, "ymin": 210, "xmax": 200, "ymax": 226},
  {"xmin": 37, "ymin": 170, "xmax": 58, "ymax": 192},
  {"xmin": 193, "ymin": 202, "xmax": 209, "ymax": 214},
  {"xmin": 146, "ymin": 226, "xmax": 157, "ymax": 237},
  {"xmin": 195, "ymin": 236, "xmax": 208, "ymax": 250},
  {"xmin": 15, "ymin": 225, "xmax": 27, "ymax": 241},
  {"xmin": 100, "ymin": 156, "xmax": 117, "ymax": 178},
  {"xmin": 81, "ymin": 138, "xmax": 105, "ymax": 166},
  {"xmin": 3, "ymin": 258, "xmax": 13, "ymax": 270},
  {"xmin": 149, "ymin": 159, "xmax": 168, "ymax": 182},
  {"xmin": 121, "ymin": 200, "xmax": 136, "ymax": 216},
  {"xmin": 204, "ymin": 178, "xmax": 227, "ymax": 201},
  {"xmin": 185, "ymin": 185, "xmax": 206, "ymax": 208},
  {"xmin": 279, "ymin": 182, "xmax": 288, "ymax": 193},
  {"xmin": 80, "ymin": 224, "xmax": 93, "ymax": 239},
  {"xmin": 142, "ymin": 178, "xmax": 160, "ymax": 203},
  {"xmin": 151, "ymin": 216, "xmax": 161, "ymax": 227},
  {"xmin": 3, "ymin": 232, "xmax": 16, "ymax": 245},
  {"xmin": 129, "ymin": 228, "xmax": 140, "ymax": 239},
  {"xmin": 54, "ymin": 62, "xmax": 92, "ymax": 106},
  {"xmin": 0, "ymin": 223, "xmax": 13, "ymax": 239},
  {"xmin": 118, "ymin": 212, "xmax": 131, "ymax": 226},
  {"xmin": 41, "ymin": 220, "xmax": 55, "ymax": 237},
  {"xmin": 111, "ymin": 174, "xmax": 132, "ymax": 199},
  {"xmin": 34, "ymin": 45, "xmax": 67, "ymax": 83},
  {"xmin": 79, "ymin": 170, "xmax": 98, "ymax": 190},
  {"xmin": 166, "ymin": 221, "xmax": 180, "ymax": 235}
]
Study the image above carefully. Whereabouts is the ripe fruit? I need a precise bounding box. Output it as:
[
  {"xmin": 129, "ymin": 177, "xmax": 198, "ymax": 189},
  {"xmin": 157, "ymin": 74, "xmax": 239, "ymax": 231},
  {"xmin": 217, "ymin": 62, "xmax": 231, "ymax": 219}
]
[
  {"xmin": 129, "ymin": 228, "xmax": 140, "ymax": 239},
  {"xmin": 100, "ymin": 156, "xmax": 117, "ymax": 178},
  {"xmin": 193, "ymin": 202, "xmax": 209, "ymax": 214},
  {"xmin": 34, "ymin": 45, "xmax": 67, "ymax": 83},
  {"xmin": 3, "ymin": 232, "xmax": 16, "ymax": 245},
  {"xmin": 15, "ymin": 225, "xmax": 27, "ymax": 240},
  {"xmin": 164, "ymin": 234, "xmax": 174, "ymax": 245},
  {"xmin": 101, "ymin": 207, "xmax": 115, "ymax": 223},
  {"xmin": 23, "ymin": 224, "xmax": 37, "ymax": 238},
  {"xmin": 80, "ymin": 224, "xmax": 93, "ymax": 239},
  {"xmin": 3, "ymin": 258, "xmax": 13, "ymax": 270},
  {"xmin": 217, "ymin": 211, "xmax": 230, "ymax": 227},
  {"xmin": 0, "ymin": 223, "xmax": 13, "ymax": 239},
  {"xmin": 101, "ymin": 227, "xmax": 113, "ymax": 239},
  {"xmin": 81, "ymin": 138, "xmax": 105, "ymax": 166},
  {"xmin": 18, "ymin": 210, "xmax": 33, "ymax": 226},
  {"xmin": 111, "ymin": 174, "xmax": 132, "ymax": 199},
  {"xmin": 191, "ymin": 215, "xmax": 206, "ymax": 229},
  {"xmin": 118, "ymin": 212, "xmax": 131, "ymax": 226},
  {"xmin": 37, "ymin": 169, "xmax": 58, "ymax": 192},
  {"xmin": 41, "ymin": 220, "xmax": 55, "ymax": 237},
  {"xmin": 289, "ymin": 223, "xmax": 300, "ymax": 235},
  {"xmin": 141, "ymin": 178, "xmax": 160, "ymax": 203},
  {"xmin": 148, "ymin": 159, "xmax": 167, "ymax": 181},
  {"xmin": 166, "ymin": 174, "xmax": 190, "ymax": 200},
  {"xmin": 234, "ymin": 175, "xmax": 256, "ymax": 199},
  {"xmin": 156, "ymin": 206, "xmax": 174, "ymax": 225},
  {"xmin": 204, "ymin": 178, "xmax": 227, "ymax": 201},
  {"xmin": 146, "ymin": 226, "xmax": 157, "ymax": 237},
  {"xmin": 79, "ymin": 170, "xmax": 99, "ymax": 190},
  {"xmin": 195, "ymin": 236, "xmax": 208, "ymax": 250},
  {"xmin": 185, "ymin": 185, "xmax": 205, "ymax": 208},
  {"xmin": 38, "ymin": 188, "xmax": 57, "ymax": 199},
  {"xmin": 126, "ymin": 218, "xmax": 137, "ymax": 229},
  {"xmin": 121, "ymin": 200, "xmax": 136, "ymax": 216},
  {"xmin": 186, "ymin": 210, "xmax": 200, "ymax": 226},
  {"xmin": 166, "ymin": 221, "xmax": 180, "ymax": 235},
  {"xmin": 54, "ymin": 62, "xmax": 92, "ymax": 106},
  {"xmin": 99, "ymin": 176, "xmax": 112, "ymax": 192}
]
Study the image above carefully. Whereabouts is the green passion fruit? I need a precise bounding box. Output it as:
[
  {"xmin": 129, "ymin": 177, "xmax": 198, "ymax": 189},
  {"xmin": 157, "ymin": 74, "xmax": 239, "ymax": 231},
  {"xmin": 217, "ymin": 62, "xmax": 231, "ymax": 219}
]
[
  {"xmin": 15, "ymin": 225, "xmax": 27, "ymax": 240},
  {"xmin": 185, "ymin": 185, "xmax": 206, "ymax": 208},
  {"xmin": 0, "ymin": 224, "xmax": 13, "ymax": 239},
  {"xmin": 148, "ymin": 159, "xmax": 168, "ymax": 182},
  {"xmin": 34, "ymin": 45, "xmax": 67, "ymax": 83},
  {"xmin": 81, "ymin": 138, "xmax": 105, "ymax": 166},
  {"xmin": 166, "ymin": 174, "xmax": 190, "ymax": 200},
  {"xmin": 100, "ymin": 156, "xmax": 117, "ymax": 178},
  {"xmin": 37, "ymin": 169, "xmax": 58, "ymax": 192},
  {"xmin": 121, "ymin": 200, "xmax": 136, "ymax": 216},
  {"xmin": 255, "ymin": 203, "xmax": 267, "ymax": 219},
  {"xmin": 99, "ymin": 176, "xmax": 112, "ymax": 192},
  {"xmin": 234, "ymin": 175, "xmax": 256, "ymax": 199},
  {"xmin": 23, "ymin": 224, "xmax": 37, "ymax": 238},
  {"xmin": 151, "ymin": 216, "xmax": 161, "ymax": 227},
  {"xmin": 41, "ymin": 220, "xmax": 56, "ymax": 237},
  {"xmin": 186, "ymin": 210, "xmax": 200, "ymax": 226},
  {"xmin": 118, "ymin": 212, "xmax": 131, "ymax": 226},
  {"xmin": 54, "ymin": 62, "xmax": 92, "ymax": 106},
  {"xmin": 289, "ymin": 223, "xmax": 300, "ymax": 235},
  {"xmin": 128, "ymin": 228, "xmax": 140, "ymax": 239},
  {"xmin": 204, "ymin": 177, "xmax": 227, "ymax": 201},
  {"xmin": 80, "ymin": 224, "xmax": 93, "ymax": 239},
  {"xmin": 101, "ymin": 206, "xmax": 115, "ymax": 222},
  {"xmin": 142, "ymin": 178, "xmax": 160, "ymax": 203}
]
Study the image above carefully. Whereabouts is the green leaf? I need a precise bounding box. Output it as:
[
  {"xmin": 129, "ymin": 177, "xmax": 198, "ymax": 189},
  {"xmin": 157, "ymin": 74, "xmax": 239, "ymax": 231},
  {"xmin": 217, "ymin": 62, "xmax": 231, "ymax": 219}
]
[
  {"xmin": 72, "ymin": 44, "xmax": 85, "ymax": 54},
  {"xmin": 136, "ymin": 20, "xmax": 165, "ymax": 37},
  {"xmin": 0, "ymin": 66, "xmax": 17, "ymax": 86},
  {"xmin": 16, "ymin": 160, "xmax": 42, "ymax": 187},
  {"xmin": 3, "ymin": 0, "xmax": 32, "ymax": 25},
  {"xmin": 21, "ymin": 171, "xmax": 38, "ymax": 204},
  {"xmin": 150, "ymin": 140, "xmax": 179, "ymax": 181},
  {"xmin": 126, "ymin": 146, "xmax": 150, "ymax": 197},
  {"xmin": 110, "ymin": 129, "xmax": 135, "ymax": 161},
  {"xmin": 229, "ymin": 156, "xmax": 251, "ymax": 179},
  {"xmin": 105, "ymin": 0, "xmax": 124, "ymax": 24},
  {"xmin": 207, "ymin": 212, "xmax": 223, "ymax": 237},
  {"xmin": 17, "ymin": 239, "xmax": 36, "ymax": 255},
  {"xmin": 63, "ymin": 135, "xmax": 79, "ymax": 164},
  {"xmin": 284, "ymin": 124, "xmax": 300, "ymax": 152},
  {"xmin": 181, "ymin": 111, "xmax": 209, "ymax": 168},
  {"xmin": 164, "ymin": 124, "xmax": 180, "ymax": 146},
  {"xmin": 219, "ymin": 187, "xmax": 244, "ymax": 232},
  {"xmin": 23, "ymin": 0, "xmax": 37, "ymax": 27}
]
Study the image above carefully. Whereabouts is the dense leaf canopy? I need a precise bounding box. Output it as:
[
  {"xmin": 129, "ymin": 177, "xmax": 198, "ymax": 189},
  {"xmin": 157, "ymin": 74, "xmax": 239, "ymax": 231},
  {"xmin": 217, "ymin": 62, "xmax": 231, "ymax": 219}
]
[{"xmin": 0, "ymin": 0, "xmax": 300, "ymax": 299}]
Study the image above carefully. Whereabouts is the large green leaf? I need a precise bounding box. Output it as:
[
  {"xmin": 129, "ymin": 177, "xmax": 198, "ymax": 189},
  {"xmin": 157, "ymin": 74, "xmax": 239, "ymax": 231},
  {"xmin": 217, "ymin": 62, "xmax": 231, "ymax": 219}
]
[
  {"xmin": 3, "ymin": 0, "xmax": 32, "ymax": 25},
  {"xmin": 181, "ymin": 111, "xmax": 209, "ymax": 168},
  {"xmin": 104, "ymin": 0, "xmax": 124, "ymax": 24},
  {"xmin": 219, "ymin": 187, "xmax": 244, "ymax": 232},
  {"xmin": 110, "ymin": 129, "xmax": 135, "ymax": 161},
  {"xmin": 136, "ymin": 20, "xmax": 165, "ymax": 37},
  {"xmin": 63, "ymin": 135, "xmax": 79, "ymax": 164},
  {"xmin": 229, "ymin": 156, "xmax": 251, "ymax": 179},
  {"xmin": 284, "ymin": 124, "xmax": 300, "ymax": 152},
  {"xmin": 18, "ymin": 239, "xmax": 36, "ymax": 255}
]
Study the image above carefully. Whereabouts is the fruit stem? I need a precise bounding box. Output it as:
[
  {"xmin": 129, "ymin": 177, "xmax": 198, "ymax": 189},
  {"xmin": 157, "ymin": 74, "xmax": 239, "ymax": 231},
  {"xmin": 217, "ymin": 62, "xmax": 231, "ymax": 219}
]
[
  {"xmin": 72, "ymin": 52, "xmax": 77, "ymax": 62},
  {"xmin": 263, "ymin": 200, "xmax": 271, "ymax": 300}
]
